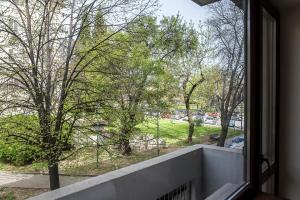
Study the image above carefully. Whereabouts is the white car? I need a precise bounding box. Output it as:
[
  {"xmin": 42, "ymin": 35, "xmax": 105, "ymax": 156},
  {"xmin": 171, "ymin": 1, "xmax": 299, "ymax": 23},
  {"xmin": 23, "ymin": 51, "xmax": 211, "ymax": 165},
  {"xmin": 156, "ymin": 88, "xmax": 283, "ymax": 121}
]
[
  {"xmin": 192, "ymin": 115, "xmax": 204, "ymax": 120},
  {"xmin": 229, "ymin": 120, "xmax": 235, "ymax": 127},
  {"xmin": 214, "ymin": 119, "xmax": 235, "ymax": 127},
  {"xmin": 204, "ymin": 117, "xmax": 217, "ymax": 125},
  {"xmin": 181, "ymin": 116, "xmax": 188, "ymax": 121}
]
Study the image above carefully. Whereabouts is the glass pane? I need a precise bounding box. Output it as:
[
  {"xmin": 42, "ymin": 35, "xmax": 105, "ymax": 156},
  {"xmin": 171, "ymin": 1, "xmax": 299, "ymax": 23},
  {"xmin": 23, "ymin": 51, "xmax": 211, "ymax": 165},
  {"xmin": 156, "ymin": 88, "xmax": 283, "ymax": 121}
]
[{"xmin": 0, "ymin": 0, "xmax": 248, "ymax": 199}]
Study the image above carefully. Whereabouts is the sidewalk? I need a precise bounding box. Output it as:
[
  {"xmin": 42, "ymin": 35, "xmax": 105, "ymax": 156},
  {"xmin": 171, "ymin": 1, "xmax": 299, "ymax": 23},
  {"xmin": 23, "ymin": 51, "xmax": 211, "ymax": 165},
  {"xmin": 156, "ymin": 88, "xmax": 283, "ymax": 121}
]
[
  {"xmin": 0, "ymin": 171, "xmax": 89, "ymax": 189},
  {"xmin": 0, "ymin": 172, "xmax": 33, "ymax": 186}
]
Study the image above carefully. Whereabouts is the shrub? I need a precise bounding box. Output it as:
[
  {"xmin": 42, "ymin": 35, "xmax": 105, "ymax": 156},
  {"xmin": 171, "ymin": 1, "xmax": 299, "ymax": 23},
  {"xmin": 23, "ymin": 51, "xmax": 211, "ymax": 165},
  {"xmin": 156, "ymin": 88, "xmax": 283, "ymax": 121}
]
[
  {"xmin": 0, "ymin": 142, "xmax": 42, "ymax": 166},
  {"xmin": 0, "ymin": 188, "xmax": 16, "ymax": 200},
  {"xmin": 194, "ymin": 118, "xmax": 204, "ymax": 126},
  {"xmin": 0, "ymin": 114, "xmax": 74, "ymax": 166},
  {"xmin": 0, "ymin": 115, "xmax": 42, "ymax": 166}
]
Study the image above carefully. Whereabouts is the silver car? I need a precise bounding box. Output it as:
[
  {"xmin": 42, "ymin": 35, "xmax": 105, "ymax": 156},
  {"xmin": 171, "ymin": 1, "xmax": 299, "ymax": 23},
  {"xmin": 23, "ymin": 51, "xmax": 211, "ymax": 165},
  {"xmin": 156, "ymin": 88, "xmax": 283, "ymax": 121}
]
[{"xmin": 204, "ymin": 117, "xmax": 217, "ymax": 125}]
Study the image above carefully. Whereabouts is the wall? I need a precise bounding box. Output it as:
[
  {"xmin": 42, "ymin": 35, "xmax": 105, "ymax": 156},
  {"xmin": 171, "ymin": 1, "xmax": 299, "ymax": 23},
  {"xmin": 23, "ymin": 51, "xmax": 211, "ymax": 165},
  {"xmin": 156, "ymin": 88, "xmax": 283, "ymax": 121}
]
[
  {"xmin": 279, "ymin": 5, "xmax": 300, "ymax": 200},
  {"xmin": 201, "ymin": 147, "xmax": 244, "ymax": 198},
  {"xmin": 29, "ymin": 145, "xmax": 203, "ymax": 200},
  {"xmin": 28, "ymin": 145, "xmax": 244, "ymax": 200}
]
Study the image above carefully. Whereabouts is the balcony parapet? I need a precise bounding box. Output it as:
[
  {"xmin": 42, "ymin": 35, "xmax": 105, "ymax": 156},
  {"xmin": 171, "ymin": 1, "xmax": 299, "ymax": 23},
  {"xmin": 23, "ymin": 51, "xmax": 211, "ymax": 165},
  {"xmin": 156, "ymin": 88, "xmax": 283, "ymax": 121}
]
[{"xmin": 28, "ymin": 145, "xmax": 244, "ymax": 200}]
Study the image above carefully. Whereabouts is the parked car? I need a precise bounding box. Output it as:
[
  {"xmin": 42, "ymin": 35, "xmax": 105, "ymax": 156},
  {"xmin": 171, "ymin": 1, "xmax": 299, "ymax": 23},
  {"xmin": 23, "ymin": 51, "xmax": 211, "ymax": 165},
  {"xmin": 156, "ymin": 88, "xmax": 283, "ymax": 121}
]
[
  {"xmin": 232, "ymin": 136, "xmax": 244, "ymax": 143},
  {"xmin": 193, "ymin": 110, "xmax": 205, "ymax": 116},
  {"xmin": 204, "ymin": 117, "xmax": 217, "ymax": 125},
  {"xmin": 192, "ymin": 115, "xmax": 204, "ymax": 120},
  {"xmin": 161, "ymin": 111, "xmax": 172, "ymax": 119},
  {"xmin": 229, "ymin": 120, "xmax": 235, "ymax": 127},
  {"xmin": 229, "ymin": 142, "xmax": 244, "ymax": 149},
  {"xmin": 171, "ymin": 114, "xmax": 181, "ymax": 120},
  {"xmin": 234, "ymin": 120, "xmax": 243, "ymax": 128},
  {"xmin": 215, "ymin": 119, "xmax": 234, "ymax": 127},
  {"xmin": 209, "ymin": 134, "xmax": 220, "ymax": 142},
  {"xmin": 182, "ymin": 116, "xmax": 188, "ymax": 121},
  {"xmin": 229, "ymin": 136, "xmax": 244, "ymax": 149}
]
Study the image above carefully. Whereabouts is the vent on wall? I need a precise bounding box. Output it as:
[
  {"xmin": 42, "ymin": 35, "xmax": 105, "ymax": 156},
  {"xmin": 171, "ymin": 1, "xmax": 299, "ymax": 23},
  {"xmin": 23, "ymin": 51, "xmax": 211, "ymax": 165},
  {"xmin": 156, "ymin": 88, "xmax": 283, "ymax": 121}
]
[{"xmin": 157, "ymin": 182, "xmax": 192, "ymax": 200}]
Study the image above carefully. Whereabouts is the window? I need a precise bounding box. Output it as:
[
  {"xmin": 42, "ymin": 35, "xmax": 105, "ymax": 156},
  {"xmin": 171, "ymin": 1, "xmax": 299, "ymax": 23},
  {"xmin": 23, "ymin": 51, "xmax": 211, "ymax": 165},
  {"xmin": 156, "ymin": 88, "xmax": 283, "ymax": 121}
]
[{"xmin": 0, "ymin": 0, "xmax": 253, "ymax": 199}]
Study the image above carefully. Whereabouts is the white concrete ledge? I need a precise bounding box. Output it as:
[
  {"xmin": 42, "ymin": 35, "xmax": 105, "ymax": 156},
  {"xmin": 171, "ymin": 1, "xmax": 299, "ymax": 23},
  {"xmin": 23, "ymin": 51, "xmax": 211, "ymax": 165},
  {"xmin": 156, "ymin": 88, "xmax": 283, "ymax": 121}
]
[
  {"xmin": 205, "ymin": 183, "xmax": 241, "ymax": 200},
  {"xmin": 28, "ymin": 145, "xmax": 243, "ymax": 200}
]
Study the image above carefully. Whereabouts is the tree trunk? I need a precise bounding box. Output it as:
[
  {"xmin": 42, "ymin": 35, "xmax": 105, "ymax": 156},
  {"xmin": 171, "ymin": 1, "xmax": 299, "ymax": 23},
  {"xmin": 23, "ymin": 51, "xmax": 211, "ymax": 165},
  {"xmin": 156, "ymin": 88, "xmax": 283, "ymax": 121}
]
[
  {"xmin": 121, "ymin": 138, "xmax": 132, "ymax": 155},
  {"xmin": 218, "ymin": 120, "xmax": 229, "ymax": 147},
  {"xmin": 187, "ymin": 122, "xmax": 195, "ymax": 144},
  {"xmin": 48, "ymin": 163, "xmax": 60, "ymax": 190},
  {"xmin": 119, "ymin": 129, "xmax": 132, "ymax": 155},
  {"xmin": 185, "ymin": 98, "xmax": 194, "ymax": 144}
]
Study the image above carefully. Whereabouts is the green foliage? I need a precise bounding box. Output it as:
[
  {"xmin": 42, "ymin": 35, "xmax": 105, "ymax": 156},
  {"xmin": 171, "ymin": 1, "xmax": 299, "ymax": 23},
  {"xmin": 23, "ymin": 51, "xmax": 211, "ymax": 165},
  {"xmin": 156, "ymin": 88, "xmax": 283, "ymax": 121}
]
[
  {"xmin": 138, "ymin": 119, "xmax": 242, "ymax": 144},
  {"xmin": 194, "ymin": 118, "xmax": 204, "ymax": 127},
  {"xmin": 78, "ymin": 11, "xmax": 92, "ymax": 46},
  {"xmin": 0, "ymin": 115, "xmax": 42, "ymax": 166},
  {"xmin": 159, "ymin": 14, "xmax": 198, "ymax": 58},
  {"xmin": 0, "ymin": 188, "xmax": 16, "ymax": 200},
  {"xmin": 94, "ymin": 7, "xmax": 107, "ymax": 37},
  {"xmin": 81, "ymin": 15, "xmax": 192, "ymax": 146},
  {"xmin": 31, "ymin": 162, "xmax": 48, "ymax": 171},
  {"xmin": 0, "ymin": 113, "xmax": 77, "ymax": 166},
  {"xmin": 193, "ymin": 66, "xmax": 222, "ymax": 112},
  {"xmin": 0, "ymin": 142, "xmax": 42, "ymax": 166}
]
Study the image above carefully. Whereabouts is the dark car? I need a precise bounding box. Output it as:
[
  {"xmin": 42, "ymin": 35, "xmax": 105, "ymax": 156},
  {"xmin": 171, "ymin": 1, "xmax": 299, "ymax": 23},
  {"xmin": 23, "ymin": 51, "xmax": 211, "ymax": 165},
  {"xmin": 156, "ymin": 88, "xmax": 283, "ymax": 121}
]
[{"xmin": 232, "ymin": 136, "xmax": 244, "ymax": 143}]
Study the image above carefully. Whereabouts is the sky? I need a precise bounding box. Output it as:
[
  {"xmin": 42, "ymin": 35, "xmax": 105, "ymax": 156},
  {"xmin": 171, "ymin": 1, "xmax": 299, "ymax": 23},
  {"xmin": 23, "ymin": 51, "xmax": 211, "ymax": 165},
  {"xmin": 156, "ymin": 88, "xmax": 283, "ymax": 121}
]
[{"xmin": 157, "ymin": 0, "xmax": 211, "ymax": 25}]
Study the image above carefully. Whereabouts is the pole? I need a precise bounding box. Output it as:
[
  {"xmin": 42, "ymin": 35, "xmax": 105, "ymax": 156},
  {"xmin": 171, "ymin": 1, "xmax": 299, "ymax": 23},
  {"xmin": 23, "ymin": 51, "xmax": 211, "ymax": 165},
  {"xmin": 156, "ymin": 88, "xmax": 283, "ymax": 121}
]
[
  {"xmin": 241, "ymin": 105, "xmax": 243, "ymax": 130},
  {"xmin": 96, "ymin": 133, "xmax": 99, "ymax": 168},
  {"xmin": 234, "ymin": 119, "xmax": 236, "ymax": 133},
  {"xmin": 96, "ymin": 103, "xmax": 100, "ymax": 168},
  {"xmin": 156, "ymin": 111, "xmax": 160, "ymax": 156}
]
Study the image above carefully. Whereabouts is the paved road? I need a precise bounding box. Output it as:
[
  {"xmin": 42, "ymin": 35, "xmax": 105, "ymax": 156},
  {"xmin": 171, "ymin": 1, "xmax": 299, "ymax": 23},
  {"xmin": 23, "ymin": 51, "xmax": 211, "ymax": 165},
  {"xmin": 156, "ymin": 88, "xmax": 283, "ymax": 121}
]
[{"xmin": 0, "ymin": 171, "xmax": 90, "ymax": 189}]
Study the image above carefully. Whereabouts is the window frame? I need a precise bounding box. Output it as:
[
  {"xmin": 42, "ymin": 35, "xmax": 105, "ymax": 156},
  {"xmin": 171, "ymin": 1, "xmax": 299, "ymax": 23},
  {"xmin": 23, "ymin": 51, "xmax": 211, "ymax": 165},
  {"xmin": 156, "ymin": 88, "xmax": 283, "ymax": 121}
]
[{"xmin": 228, "ymin": 0, "xmax": 280, "ymax": 198}]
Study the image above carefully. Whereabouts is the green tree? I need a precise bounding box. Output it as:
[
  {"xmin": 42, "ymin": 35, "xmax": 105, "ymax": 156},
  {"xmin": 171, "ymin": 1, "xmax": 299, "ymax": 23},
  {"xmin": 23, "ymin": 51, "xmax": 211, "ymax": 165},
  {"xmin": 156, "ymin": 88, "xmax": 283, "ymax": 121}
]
[
  {"xmin": 169, "ymin": 23, "xmax": 212, "ymax": 143},
  {"xmin": 207, "ymin": 1, "xmax": 245, "ymax": 146},
  {"xmin": 86, "ymin": 15, "xmax": 191, "ymax": 155},
  {"xmin": 0, "ymin": 0, "xmax": 157, "ymax": 190},
  {"xmin": 193, "ymin": 66, "xmax": 222, "ymax": 113},
  {"xmin": 94, "ymin": 6, "xmax": 107, "ymax": 37}
]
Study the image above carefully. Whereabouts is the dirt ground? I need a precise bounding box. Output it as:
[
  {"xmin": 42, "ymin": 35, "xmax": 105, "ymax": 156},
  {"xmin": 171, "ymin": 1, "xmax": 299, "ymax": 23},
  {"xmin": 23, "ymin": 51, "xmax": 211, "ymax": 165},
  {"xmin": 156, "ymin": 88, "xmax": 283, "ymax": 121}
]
[{"xmin": 0, "ymin": 188, "xmax": 49, "ymax": 200}]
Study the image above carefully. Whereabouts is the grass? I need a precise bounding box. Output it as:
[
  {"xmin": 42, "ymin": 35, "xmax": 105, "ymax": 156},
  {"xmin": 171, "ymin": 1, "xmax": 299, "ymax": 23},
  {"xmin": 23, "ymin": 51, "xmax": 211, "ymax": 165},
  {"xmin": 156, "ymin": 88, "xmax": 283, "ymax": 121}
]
[
  {"xmin": 0, "ymin": 119, "xmax": 243, "ymax": 175},
  {"xmin": 138, "ymin": 119, "xmax": 243, "ymax": 145},
  {"xmin": 0, "ymin": 161, "xmax": 48, "ymax": 174},
  {"xmin": 0, "ymin": 147, "xmax": 179, "ymax": 176},
  {"xmin": 0, "ymin": 188, "xmax": 48, "ymax": 200},
  {"xmin": 0, "ymin": 120, "xmax": 243, "ymax": 199},
  {"xmin": 59, "ymin": 147, "xmax": 179, "ymax": 176}
]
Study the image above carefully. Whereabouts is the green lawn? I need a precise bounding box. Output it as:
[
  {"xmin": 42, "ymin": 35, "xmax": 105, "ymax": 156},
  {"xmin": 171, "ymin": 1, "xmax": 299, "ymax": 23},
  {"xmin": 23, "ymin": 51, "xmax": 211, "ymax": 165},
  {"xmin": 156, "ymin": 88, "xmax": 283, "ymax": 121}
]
[
  {"xmin": 0, "ymin": 119, "xmax": 243, "ymax": 176},
  {"xmin": 138, "ymin": 119, "xmax": 243, "ymax": 145}
]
